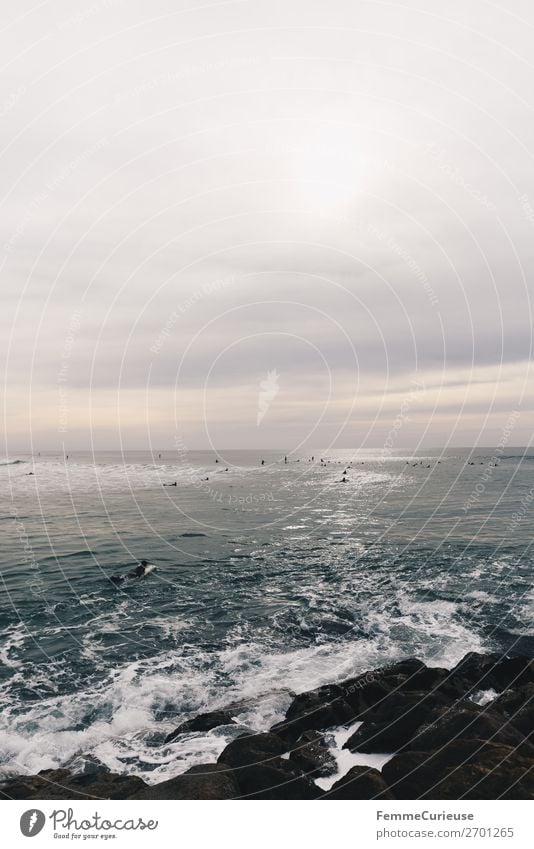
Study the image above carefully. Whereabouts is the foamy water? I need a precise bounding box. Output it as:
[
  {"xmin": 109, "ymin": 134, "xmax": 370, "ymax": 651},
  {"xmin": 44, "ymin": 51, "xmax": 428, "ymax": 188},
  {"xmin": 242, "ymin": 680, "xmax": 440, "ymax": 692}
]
[{"xmin": 0, "ymin": 448, "xmax": 532, "ymax": 782}]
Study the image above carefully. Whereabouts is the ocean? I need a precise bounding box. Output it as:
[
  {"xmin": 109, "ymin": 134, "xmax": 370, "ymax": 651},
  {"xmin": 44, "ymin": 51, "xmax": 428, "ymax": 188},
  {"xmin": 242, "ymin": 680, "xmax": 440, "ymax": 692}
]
[{"xmin": 1, "ymin": 448, "xmax": 532, "ymax": 783}]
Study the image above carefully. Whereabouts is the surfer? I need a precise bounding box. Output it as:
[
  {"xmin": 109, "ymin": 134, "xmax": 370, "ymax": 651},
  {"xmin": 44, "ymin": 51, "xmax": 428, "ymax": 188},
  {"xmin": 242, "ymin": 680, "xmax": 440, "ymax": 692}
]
[
  {"xmin": 163, "ymin": 481, "xmax": 177, "ymax": 486},
  {"xmin": 110, "ymin": 560, "xmax": 155, "ymax": 584}
]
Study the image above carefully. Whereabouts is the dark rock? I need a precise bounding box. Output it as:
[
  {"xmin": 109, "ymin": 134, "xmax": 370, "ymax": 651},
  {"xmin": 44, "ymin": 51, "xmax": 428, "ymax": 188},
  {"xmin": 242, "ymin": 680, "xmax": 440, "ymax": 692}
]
[
  {"xmin": 217, "ymin": 731, "xmax": 317, "ymax": 798},
  {"xmin": 218, "ymin": 732, "xmax": 288, "ymax": 768},
  {"xmin": 275, "ymin": 684, "xmax": 355, "ymax": 741},
  {"xmin": 382, "ymin": 739, "xmax": 534, "ymax": 799},
  {"xmin": 133, "ymin": 764, "xmax": 239, "ymax": 799},
  {"xmin": 407, "ymin": 701, "xmax": 532, "ymax": 754},
  {"xmin": 231, "ymin": 757, "xmax": 318, "ymax": 799},
  {"xmin": 288, "ymin": 730, "xmax": 337, "ymax": 777},
  {"xmin": 324, "ymin": 765, "xmax": 395, "ymax": 799},
  {"xmin": 449, "ymin": 653, "xmax": 534, "ymax": 696},
  {"xmin": 492, "ymin": 684, "xmax": 534, "ymax": 738},
  {"xmin": 344, "ymin": 690, "xmax": 450, "ymax": 753},
  {"xmin": 341, "ymin": 659, "xmax": 453, "ymax": 717},
  {"xmin": 164, "ymin": 710, "xmax": 235, "ymax": 743},
  {"xmin": 0, "ymin": 768, "xmax": 146, "ymax": 800}
]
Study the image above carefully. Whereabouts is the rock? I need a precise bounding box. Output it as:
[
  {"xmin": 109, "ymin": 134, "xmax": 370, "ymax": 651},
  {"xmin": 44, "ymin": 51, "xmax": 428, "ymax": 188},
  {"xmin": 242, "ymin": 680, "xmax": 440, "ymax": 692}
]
[
  {"xmin": 341, "ymin": 659, "xmax": 453, "ymax": 717},
  {"xmin": 218, "ymin": 732, "xmax": 288, "ymax": 768},
  {"xmin": 492, "ymin": 684, "xmax": 534, "ymax": 738},
  {"xmin": 407, "ymin": 701, "xmax": 532, "ymax": 754},
  {"xmin": 343, "ymin": 689, "xmax": 450, "ymax": 753},
  {"xmin": 449, "ymin": 653, "xmax": 534, "ymax": 696},
  {"xmin": 0, "ymin": 768, "xmax": 146, "ymax": 800},
  {"xmin": 382, "ymin": 739, "xmax": 534, "ymax": 799},
  {"xmin": 275, "ymin": 684, "xmax": 355, "ymax": 741},
  {"xmin": 133, "ymin": 764, "xmax": 239, "ymax": 799},
  {"xmin": 61, "ymin": 753, "xmax": 110, "ymax": 775},
  {"xmin": 288, "ymin": 730, "xmax": 337, "ymax": 777},
  {"xmin": 217, "ymin": 731, "xmax": 317, "ymax": 798},
  {"xmin": 324, "ymin": 765, "xmax": 394, "ymax": 799},
  {"xmin": 164, "ymin": 710, "xmax": 235, "ymax": 743},
  {"xmin": 231, "ymin": 757, "xmax": 318, "ymax": 799}
]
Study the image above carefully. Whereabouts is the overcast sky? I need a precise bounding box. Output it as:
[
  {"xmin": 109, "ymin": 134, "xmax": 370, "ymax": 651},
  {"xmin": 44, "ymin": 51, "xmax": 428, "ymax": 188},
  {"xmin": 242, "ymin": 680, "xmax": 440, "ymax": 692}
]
[{"xmin": 1, "ymin": 0, "xmax": 533, "ymax": 451}]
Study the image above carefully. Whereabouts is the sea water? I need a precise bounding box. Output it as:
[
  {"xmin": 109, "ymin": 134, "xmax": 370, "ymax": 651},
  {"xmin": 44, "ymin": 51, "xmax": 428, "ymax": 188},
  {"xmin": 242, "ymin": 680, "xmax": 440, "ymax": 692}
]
[{"xmin": 0, "ymin": 448, "xmax": 532, "ymax": 782}]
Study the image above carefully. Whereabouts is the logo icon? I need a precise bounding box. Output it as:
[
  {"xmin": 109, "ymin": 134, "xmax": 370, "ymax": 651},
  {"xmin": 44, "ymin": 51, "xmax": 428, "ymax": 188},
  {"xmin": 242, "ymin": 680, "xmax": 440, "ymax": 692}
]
[{"xmin": 20, "ymin": 810, "xmax": 45, "ymax": 837}]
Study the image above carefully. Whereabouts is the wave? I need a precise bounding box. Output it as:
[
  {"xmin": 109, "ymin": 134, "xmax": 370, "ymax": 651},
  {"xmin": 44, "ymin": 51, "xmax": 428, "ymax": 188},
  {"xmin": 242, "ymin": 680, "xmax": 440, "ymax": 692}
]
[{"xmin": 0, "ymin": 459, "xmax": 26, "ymax": 466}]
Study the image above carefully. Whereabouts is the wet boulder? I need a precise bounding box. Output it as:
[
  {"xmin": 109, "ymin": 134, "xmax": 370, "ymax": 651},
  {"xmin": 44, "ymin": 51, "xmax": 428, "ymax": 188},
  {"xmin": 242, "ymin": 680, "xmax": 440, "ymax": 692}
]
[
  {"xmin": 492, "ymin": 684, "xmax": 534, "ymax": 738},
  {"xmin": 133, "ymin": 763, "xmax": 239, "ymax": 799},
  {"xmin": 406, "ymin": 701, "xmax": 532, "ymax": 755},
  {"xmin": 288, "ymin": 730, "xmax": 337, "ymax": 777},
  {"xmin": 324, "ymin": 765, "xmax": 394, "ymax": 799},
  {"xmin": 164, "ymin": 710, "xmax": 235, "ymax": 743},
  {"xmin": 449, "ymin": 653, "xmax": 534, "ymax": 696},
  {"xmin": 217, "ymin": 732, "xmax": 288, "ymax": 768},
  {"xmin": 274, "ymin": 684, "xmax": 355, "ymax": 742},
  {"xmin": 0, "ymin": 768, "xmax": 146, "ymax": 800},
  {"xmin": 343, "ymin": 689, "xmax": 450, "ymax": 753},
  {"xmin": 382, "ymin": 739, "xmax": 534, "ymax": 799}
]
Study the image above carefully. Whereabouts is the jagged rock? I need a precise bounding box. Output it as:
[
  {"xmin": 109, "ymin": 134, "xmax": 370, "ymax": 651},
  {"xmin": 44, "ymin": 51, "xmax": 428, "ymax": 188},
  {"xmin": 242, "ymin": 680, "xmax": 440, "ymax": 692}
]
[
  {"xmin": 217, "ymin": 731, "xmax": 317, "ymax": 798},
  {"xmin": 492, "ymin": 684, "xmax": 534, "ymax": 738},
  {"xmin": 288, "ymin": 730, "xmax": 337, "ymax": 777},
  {"xmin": 382, "ymin": 739, "xmax": 534, "ymax": 799},
  {"xmin": 343, "ymin": 689, "xmax": 450, "ymax": 753},
  {"xmin": 406, "ymin": 701, "xmax": 532, "ymax": 754},
  {"xmin": 273, "ymin": 684, "xmax": 355, "ymax": 741},
  {"xmin": 133, "ymin": 764, "xmax": 239, "ymax": 799},
  {"xmin": 340, "ymin": 659, "xmax": 453, "ymax": 717},
  {"xmin": 0, "ymin": 768, "xmax": 146, "ymax": 800},
  {"xmin": 217, "ymin": 732, "xmax": 288, "ymax": 768},
  {"xmin": 164, "ymin": 710, "xmax": 235, "ymax": 743},
  {"xmin": 449, "ymin": 653, "xmax": 534, "ymax": 696},
  {"xmin": 231, "ymin": 757, "xmax": 318, "ymax": 799},
  {"xmin": 324, "ymin": 765, "xmax": 394, "ymax": 799}
]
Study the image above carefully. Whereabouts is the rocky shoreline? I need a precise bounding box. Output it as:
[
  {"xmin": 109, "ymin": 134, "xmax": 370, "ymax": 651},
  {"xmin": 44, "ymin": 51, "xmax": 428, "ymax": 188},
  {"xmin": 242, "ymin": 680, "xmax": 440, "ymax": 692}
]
[{"xmin": 1, "ymin": 652, "xmax": 533, "ymax": 800}]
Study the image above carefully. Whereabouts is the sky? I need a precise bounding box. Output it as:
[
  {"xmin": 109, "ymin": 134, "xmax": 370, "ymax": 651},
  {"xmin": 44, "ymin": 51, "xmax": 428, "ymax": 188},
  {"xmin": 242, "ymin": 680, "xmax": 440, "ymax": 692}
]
[{"xmin": 1, "ymin": 0, "xmax": 533, "ymax": 451}]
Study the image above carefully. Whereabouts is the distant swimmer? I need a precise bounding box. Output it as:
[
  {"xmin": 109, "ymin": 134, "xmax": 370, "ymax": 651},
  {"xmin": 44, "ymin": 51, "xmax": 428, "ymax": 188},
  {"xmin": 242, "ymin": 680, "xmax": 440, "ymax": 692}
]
[
  {"xmin": 163, "ymin": 481, "xmax": 177, "ymax": 486},
  {"xmin": 215, "ymin": 459, "xmax": 219, "ymax": 463},
  {"xmin": 110, "ymin": 560, "xmax": 155, "ymax": 585},
  {"xmin": 225, "ymin": 467, "xmax": 229, "ymax": 471}
]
